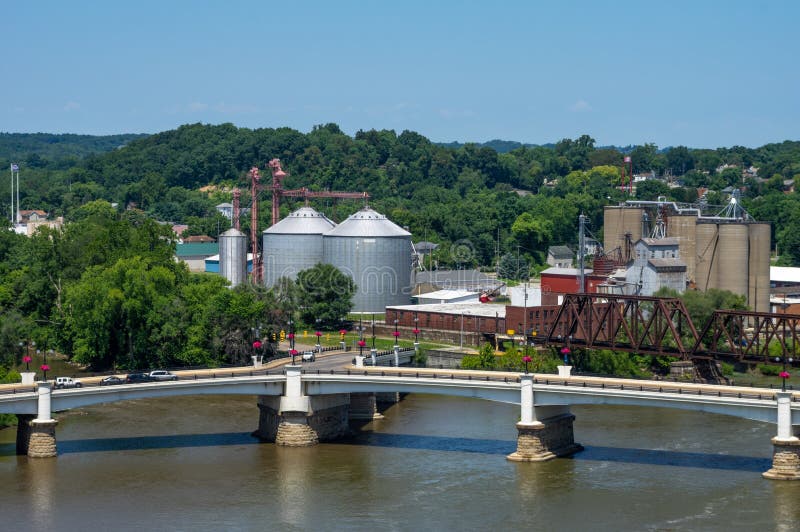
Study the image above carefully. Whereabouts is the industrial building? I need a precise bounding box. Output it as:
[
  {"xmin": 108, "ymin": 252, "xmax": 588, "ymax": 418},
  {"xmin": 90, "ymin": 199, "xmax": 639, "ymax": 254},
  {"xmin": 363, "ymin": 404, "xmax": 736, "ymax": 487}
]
[
  {"xmin": 624, "ymin": 238, "xmax": 687, "ymax": 296},
  {"xmin": 603, "ymin": 199, "xmax": 770, "ymax": 312}
]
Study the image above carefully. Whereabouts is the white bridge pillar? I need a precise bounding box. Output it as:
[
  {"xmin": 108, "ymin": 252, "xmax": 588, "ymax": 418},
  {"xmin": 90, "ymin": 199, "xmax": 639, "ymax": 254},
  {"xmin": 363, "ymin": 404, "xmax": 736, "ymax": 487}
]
[
  {"xmin": 508, "ymin": 374, "xmax": 582, "ymax": 462},
  {"xmin": 763, "ymin": 391, "xmax": 800, "ymax": 480},
  {"xmin": 17, "ymin": 383, "xmax": 58, "ymax": 458}
]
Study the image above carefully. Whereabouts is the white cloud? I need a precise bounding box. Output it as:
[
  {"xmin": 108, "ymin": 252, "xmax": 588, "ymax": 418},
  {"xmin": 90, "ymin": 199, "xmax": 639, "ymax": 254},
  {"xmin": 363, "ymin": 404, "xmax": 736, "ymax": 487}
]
[
  {"xmin": 64, "ymin": 101, "xmax": 80, "ymax": 112},
  {"xmin": 569, "ymin": 99, "xmax": 591, "ymax": 112}
]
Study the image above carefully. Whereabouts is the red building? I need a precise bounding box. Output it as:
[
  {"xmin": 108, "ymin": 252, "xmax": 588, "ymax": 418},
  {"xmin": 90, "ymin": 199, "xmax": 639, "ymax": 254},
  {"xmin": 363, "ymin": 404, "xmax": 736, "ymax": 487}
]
[{"xmin": 540, "ymin": 267, "xmax": 605, "ymax": 305}]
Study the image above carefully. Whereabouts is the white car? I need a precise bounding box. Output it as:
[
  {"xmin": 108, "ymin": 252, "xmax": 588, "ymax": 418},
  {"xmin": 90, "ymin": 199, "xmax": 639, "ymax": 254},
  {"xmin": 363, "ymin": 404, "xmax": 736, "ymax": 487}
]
[
  {"xmin": 54, "ymin": 377, "xmax": 82, "ymax": 389},
  {"xmin": 148, "ymin": 370, "xmax": 178, "ymax": 381},
  {"xmin": 302, "ymin": 351, "xmax": 316, "ymax": 362}
]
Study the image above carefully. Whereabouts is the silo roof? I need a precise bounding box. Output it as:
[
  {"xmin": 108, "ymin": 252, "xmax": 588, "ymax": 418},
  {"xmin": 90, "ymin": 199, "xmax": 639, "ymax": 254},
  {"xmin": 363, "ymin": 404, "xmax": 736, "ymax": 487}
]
[
  {"xmin": 220, "ymin": 228, "xmax": 246, "ymax": 237},
  {"xmin": 264, "ymin": 206, "xmax": 336, "ymax": 234},
  {"xmin": 324, "ymin": 207, "xmax": 411, "ymax": 238}
]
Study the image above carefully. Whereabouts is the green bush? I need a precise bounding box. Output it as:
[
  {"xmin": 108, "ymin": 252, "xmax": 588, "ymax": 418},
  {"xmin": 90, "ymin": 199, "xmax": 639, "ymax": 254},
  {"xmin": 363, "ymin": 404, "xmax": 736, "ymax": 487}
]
[{"xmin": 759, "ymin": 364, "xmax": 780, "ymax": 376}]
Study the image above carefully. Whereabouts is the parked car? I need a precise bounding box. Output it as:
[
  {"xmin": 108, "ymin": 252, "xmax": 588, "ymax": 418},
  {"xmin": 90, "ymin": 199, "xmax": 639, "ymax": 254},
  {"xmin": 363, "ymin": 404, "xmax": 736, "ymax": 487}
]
[
  {"xmin": 126, "ymin": 372, "xmax": 152, "ymax": 384},
  {"xmin": 302, "ymin": 351, "xmax": 316, "ymax": 362},
  {"xmin": 100, "ymin": 376, "xmax": 125, "ymax": 386},
  {"xmin": 149, "ymin": 370, "xmax": 178, "ymax": 381},
  {"xmin": 54, "ymin": 376, "xmax": 82, "ymax": 389}
]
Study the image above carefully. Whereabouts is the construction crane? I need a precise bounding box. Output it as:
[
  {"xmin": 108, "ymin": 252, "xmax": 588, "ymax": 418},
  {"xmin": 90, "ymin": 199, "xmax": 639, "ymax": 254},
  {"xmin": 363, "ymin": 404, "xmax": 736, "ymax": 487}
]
[{"xmin": 247, "ymin": 158, "xmax": 369, "ymax": 283}]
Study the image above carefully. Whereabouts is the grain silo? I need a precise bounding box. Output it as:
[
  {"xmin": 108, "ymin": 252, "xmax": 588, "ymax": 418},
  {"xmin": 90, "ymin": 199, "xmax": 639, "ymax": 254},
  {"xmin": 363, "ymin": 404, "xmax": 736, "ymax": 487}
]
[
  {"xmin": 262, "ymin": 206, "xmax": 336, "ymax": 287},
  {"xmin": 323, "ymin": 207, "xmax": 412, "ymax": 312},
  {"xmin": 748, "ymin": 222, "xmax": 770, "ymax": 313},
  {"xmin": 219, "ymin": 228, "xmax": 247, "ymax": 287},
  {"xmin": 694, "ymin": 222, "xmax": 719, "ymax": 291},
  {"xmin": 716, "ymin": 223, "xmax": 749, "ymax": 297},
  {"xmin": 603, "ymin": 206, "xmax": 644, "ymax": 260},
  {"xmin": 667, "ymin": 214, "xmax": 698, "ymax": 283}
]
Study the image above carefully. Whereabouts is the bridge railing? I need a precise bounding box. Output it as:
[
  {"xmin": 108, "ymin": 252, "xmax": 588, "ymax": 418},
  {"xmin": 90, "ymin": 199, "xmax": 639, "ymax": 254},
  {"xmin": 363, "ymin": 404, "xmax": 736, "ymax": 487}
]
[
  {"xmin": 3, "ymin": 365, "xmax": 797, "ymax": 403},
  {"xmin": 300, "ymin": 368, "xmax": 799, "ymax": 402}
]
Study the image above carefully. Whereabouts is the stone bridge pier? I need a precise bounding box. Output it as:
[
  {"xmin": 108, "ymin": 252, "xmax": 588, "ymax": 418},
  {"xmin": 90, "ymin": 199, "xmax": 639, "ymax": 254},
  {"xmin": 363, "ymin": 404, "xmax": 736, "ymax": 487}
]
[
  {"xmin": 254, "ymin": 366, "xmax": 353, "ymax": 446},
  {"xmin": 507, "ymin": 375, "xmax": 583, "ymax": 462},
  {"xmin": 16, "ymin": 382, "xmax": 58, "ymax": 458},
  {"xmin": 763, "ymin": 392, "xmax": 800, "ymax": 480}
]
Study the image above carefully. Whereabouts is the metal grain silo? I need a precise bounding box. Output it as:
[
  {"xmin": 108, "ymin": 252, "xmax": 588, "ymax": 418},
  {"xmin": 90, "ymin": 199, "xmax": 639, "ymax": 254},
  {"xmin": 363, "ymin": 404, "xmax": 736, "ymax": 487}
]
[
  {"xmin": 263, "ymin": 206, "xmax": 336, "ymax": 287},
  {"xmin": 748, "ymin": 222, "xmax": 771, "ymax": 313},
  {"xmin": 323, "ymin": 207, "xmax": 412, "ymax": 312},
  {"xmin": 219, "ymin": 228, "xmax": 247, "ymax": 287}
]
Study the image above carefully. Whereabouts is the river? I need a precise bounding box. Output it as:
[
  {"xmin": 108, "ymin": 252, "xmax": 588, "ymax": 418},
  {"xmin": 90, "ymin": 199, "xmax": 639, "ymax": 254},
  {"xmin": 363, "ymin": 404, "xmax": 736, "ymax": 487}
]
[{"xmin": 1, "ymin": 393, "xmax": 799, "ymax": 531}]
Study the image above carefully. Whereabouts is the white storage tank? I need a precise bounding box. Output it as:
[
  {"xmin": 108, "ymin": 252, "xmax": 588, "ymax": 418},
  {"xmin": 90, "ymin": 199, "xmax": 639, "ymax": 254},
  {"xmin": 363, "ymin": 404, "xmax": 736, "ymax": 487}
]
[
  {"xmin": 323, "ymin": 207, "xmax": 412, "ymax": 312},
  {"xmin": 219, "ymin": 228, "xmax": 247, "ymax": 287}
]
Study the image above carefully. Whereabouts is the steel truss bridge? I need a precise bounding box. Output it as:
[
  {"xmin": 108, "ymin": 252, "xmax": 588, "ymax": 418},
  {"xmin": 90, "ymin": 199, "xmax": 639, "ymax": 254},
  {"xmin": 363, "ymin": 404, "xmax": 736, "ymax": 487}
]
[{"xmin": 544, "ymin": 294, "xmax": 800, "ymax": 381}]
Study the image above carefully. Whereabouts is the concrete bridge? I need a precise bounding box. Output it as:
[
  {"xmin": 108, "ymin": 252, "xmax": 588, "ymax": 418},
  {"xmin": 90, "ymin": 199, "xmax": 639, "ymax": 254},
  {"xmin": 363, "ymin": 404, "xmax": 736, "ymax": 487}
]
[{"xmin": 3, "ymin": 365, "xmax": 800, "ymax": 480}]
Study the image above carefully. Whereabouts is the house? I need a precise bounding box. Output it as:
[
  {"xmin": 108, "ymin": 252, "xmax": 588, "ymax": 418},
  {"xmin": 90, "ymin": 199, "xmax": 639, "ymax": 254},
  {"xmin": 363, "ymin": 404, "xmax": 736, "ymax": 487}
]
[
  {"xmin": 547, "ymin": 246, "xmax": 574, "ymax": 268},
  {"xmin": 18, "ymin": 210, "xmax": 48, "ymax": 223},
  {"xmin": 624, "ymin": 238, "xmax": 686, "ymax": 296},
  {"xmin": 176, "ymin": 242, "xmax": 220, "ymax": 272},
  {"xmin": 216, "ymin": 203, "xmax": 233, "ymax": 219},
  {"xmin": 172, "ymin": 224, "xmax": 189, "ymax": 241},
  {"xmin": 183, "ymin": 235, "xmax": 216, "ymax": 243},
  {"xmin": 413, "ymin": 241, "xmax": 439, "ymax": 269}
]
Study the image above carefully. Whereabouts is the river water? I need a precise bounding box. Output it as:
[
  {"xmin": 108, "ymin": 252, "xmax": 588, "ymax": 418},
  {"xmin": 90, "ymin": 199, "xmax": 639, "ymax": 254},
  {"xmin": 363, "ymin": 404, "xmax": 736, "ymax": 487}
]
[{"xmin": 1, "ymin": 393, "xmax": 799, "ymax": 531}]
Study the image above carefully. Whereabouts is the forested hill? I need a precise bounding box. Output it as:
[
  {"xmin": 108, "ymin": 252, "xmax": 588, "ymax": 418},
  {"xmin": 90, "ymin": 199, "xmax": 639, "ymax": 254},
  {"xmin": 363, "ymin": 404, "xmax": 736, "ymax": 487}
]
[
  {"xmin": 4, "ymin": 122, "xmax": 800, "ymax": 268},
  {"xmin": 0, "ymin": 132, "xmax": 149, "ymax": 163},
  {"xmin": 437, "ymin": 139, "xmax": 549, "ymax": 153}
]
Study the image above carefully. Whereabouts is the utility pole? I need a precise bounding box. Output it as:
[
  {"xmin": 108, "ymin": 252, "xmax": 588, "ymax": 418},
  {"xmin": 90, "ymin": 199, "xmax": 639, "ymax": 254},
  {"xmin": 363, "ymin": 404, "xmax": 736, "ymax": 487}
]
[{"xmin": 578, "ymin": 213, "xmax": 586, "ymax": 293}]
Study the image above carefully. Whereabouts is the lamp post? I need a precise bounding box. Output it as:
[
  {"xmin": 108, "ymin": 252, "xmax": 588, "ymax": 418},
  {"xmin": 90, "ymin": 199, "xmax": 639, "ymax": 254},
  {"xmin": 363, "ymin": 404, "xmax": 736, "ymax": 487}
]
[
  {"xmin": 315, "ymin": 318, "xmax": 322, "ymax": 355},
  {"xmin": 393, "ymin": 318, "xmax": 400, "ymax": 346},
  {"xmin": 777, "ymin": 315, "xmax": 793, "ymax": 392},
  {"xmin": 460, "ymin": 312, "xmax": 464, "ymax": 351},
  {"xmin": 370, "ymin": 313, "xmax": 377, "ymax": 365}
]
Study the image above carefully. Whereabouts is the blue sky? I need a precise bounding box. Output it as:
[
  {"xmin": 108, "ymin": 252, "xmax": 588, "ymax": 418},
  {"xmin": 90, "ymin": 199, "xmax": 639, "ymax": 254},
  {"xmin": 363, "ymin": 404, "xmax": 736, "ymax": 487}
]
[{"xmin": 3, "ymin": 1, "xmax": 798, "ymax": 148}]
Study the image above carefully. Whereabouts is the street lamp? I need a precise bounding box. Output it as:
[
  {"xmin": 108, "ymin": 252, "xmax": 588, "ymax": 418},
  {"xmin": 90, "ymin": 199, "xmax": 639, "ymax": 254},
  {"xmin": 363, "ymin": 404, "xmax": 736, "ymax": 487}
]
[
  {"xmin": 371, "ymin": 313, "xmax": 376, "ymax": 349},
  {"xmin": 393, "ymin": 318, "xmax": 400, "ymax": 345},
  {"xmin": 777, "ymin": 316, "xmax": 793, "ymax": 392}
]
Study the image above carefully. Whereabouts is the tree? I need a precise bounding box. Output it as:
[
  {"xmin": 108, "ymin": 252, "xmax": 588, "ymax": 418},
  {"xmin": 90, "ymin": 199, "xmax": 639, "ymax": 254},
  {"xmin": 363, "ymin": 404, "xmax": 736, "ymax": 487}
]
[
  {"xmin": 296, "ymin": 264, "xmax": 356, "ymax": 327},
  {"xmin": 665, "ymin": 146, "xmax": 694, "ymax": 176}
]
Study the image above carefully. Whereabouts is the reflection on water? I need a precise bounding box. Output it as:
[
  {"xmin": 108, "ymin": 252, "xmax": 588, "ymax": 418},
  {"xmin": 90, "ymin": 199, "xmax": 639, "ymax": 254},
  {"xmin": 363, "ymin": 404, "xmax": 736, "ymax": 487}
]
[{"xmin": 0, "ymin": 393, "xmax": 792, "ymax": 531}]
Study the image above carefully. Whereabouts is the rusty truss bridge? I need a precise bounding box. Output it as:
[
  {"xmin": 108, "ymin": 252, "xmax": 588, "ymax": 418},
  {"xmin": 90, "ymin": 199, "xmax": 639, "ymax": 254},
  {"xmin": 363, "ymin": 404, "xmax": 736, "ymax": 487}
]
[{"xmin": 544, "ymin": 294, "xmax": 800, "ymax": 381}]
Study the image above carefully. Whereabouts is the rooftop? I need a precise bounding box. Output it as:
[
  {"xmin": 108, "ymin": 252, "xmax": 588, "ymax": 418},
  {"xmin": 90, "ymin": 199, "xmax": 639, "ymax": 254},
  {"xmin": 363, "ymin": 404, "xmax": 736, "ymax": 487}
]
[
  {"xmin": 412, "ymin": 289, "xmax": 479, "ymax": 301},
  {"xmin": 771, "ymin": 266, "xmax": 800, "ymax": 284},
  {"xmin": 387, "ymin": 302, "xmax": 505, "ymax": 318},
  {"xmin": 325, "ymin": 207, "xmax": 410, "ymax": 238},
  {"xmin": 265, "ymin": 206, "xmax": 336, "ymax": 235},
  {"xmin": 541, "ymin": 267, "xmax": 594, "ymax": 276},
  {"xmin": 176, "ymin": 242, "xmax": 219, "ymax": 258},
  {"xmin": 548, "ymin": 245, "xmax": 573, "ymax": 259}
]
